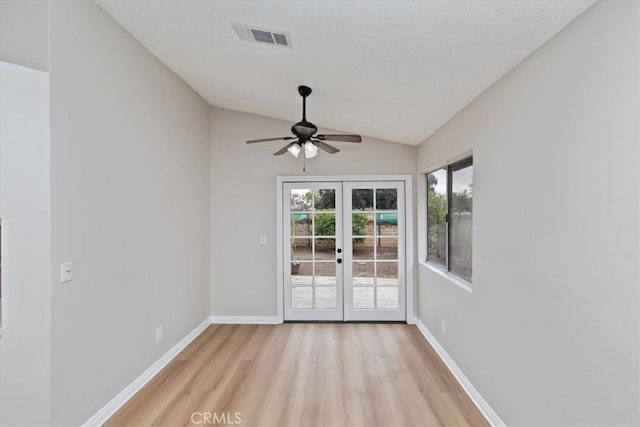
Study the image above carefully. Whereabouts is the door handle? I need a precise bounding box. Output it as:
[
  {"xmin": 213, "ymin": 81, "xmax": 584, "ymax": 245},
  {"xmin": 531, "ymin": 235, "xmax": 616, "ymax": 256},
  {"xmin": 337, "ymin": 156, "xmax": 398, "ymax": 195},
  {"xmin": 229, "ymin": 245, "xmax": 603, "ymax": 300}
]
[{"xmin": 337, "ymin": 258, "xmax": 342, "ymax": 264}]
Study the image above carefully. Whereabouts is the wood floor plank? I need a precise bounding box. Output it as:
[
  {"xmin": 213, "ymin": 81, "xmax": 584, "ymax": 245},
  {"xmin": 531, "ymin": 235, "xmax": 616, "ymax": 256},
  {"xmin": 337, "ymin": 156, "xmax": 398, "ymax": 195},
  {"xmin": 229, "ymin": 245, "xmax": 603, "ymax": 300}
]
[{"xmin": 106, "ymin": 324, "xmax": 489, "ymax": 427}]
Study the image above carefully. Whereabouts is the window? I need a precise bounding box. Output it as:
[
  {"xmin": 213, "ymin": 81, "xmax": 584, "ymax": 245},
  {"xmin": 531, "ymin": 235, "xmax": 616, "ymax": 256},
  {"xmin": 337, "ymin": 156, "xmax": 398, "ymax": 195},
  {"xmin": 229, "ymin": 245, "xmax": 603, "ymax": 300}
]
[
  {"xmin": 426, "ymin": 169, "xmax": 447, "ymax": 266},
  {"xmin": 426, "ymin": 157, "xmax": 473, "ymax": 282}
]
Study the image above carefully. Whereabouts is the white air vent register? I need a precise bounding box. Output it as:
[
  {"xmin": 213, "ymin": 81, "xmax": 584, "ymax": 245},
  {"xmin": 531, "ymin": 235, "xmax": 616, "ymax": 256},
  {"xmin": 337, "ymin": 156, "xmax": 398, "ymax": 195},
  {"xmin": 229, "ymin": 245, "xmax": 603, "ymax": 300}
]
[{"xmin": 231, "ymin": 22, "xmax": 292, "ymax": 48}]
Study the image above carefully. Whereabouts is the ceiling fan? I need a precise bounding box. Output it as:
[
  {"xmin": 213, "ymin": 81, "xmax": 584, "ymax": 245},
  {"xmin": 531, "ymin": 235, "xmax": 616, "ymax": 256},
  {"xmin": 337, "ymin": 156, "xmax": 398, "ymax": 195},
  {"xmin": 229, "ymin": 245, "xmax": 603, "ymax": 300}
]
[{"xmin": 246, "ymin": 85, "xmax": 362, "ymax": 159}]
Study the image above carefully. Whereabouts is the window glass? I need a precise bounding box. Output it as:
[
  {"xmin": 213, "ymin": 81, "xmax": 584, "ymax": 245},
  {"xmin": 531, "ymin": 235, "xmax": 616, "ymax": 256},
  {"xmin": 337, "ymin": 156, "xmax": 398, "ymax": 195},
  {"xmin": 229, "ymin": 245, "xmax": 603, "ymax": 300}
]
[
  {"xmin": 290, "ymin": 189, "xmax": 311, "ymax": 212},
  {"xmin": 375, "ymin": 189, "xmax": 397, "ymax": 210},
  {"xmin": 313, "ymin": 189, "xmax": 335, "ymax": 210},
  {"xmin": 449, "ymin": 160, "xmax": 473, "ymax": 281},
  {"xmin": 352, "ymin": 189, "xmax": 374, "ymax": 211},
  {"xmin": 427, "ymin": 169, "xmax": 447, "ymax": 266}
]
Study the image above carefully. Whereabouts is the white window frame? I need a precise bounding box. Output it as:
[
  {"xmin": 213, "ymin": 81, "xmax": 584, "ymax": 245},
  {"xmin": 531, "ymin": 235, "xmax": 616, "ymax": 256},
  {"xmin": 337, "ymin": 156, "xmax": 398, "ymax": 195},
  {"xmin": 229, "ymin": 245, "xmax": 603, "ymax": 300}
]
[{"xmin": 418, "ymin": 151, "xmax": 473, "ymax": 292}]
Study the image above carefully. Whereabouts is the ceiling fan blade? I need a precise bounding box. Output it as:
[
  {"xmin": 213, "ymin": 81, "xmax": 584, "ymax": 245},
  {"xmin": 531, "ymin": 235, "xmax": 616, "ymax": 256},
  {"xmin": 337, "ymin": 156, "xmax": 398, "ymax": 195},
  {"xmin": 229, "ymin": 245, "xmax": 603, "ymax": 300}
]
[
  {"xmin": 315, "ymin": 134, "xmax": 362, "ymax": 143},
  {"xmin": 273, "ymin": 142, "xmax": 297, "ymax": 156},
  {"xmin": 313, "ymin": 140, "xmax": 340, "ymax": 154},
  {"xmin": 246, "ymin": 136, "xmax": 295, "ymax": 144}
]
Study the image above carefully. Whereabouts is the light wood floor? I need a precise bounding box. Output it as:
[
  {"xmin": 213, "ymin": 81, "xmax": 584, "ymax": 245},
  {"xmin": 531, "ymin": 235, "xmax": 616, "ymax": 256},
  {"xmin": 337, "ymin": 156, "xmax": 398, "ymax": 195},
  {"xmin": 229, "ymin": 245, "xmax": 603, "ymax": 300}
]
[{"xmin": 106, "ymin": 324, "xmax": 488, "ymax": 427}]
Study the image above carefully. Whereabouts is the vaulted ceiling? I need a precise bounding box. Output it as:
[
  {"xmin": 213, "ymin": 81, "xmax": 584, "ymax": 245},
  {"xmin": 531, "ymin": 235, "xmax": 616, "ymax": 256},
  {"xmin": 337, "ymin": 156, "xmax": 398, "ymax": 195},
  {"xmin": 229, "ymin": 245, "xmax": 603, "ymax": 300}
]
[{"xmin": 96, "ymin": 1, "xmax": 594, "ymax": 145}]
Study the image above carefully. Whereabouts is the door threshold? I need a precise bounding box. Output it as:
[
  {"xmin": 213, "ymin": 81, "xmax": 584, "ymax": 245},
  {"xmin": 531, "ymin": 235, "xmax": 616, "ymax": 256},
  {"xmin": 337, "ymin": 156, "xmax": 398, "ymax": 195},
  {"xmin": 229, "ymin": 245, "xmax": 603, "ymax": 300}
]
[{"xmin": 284, "ymin": 320, "xmax": 407, "ymax": 324}]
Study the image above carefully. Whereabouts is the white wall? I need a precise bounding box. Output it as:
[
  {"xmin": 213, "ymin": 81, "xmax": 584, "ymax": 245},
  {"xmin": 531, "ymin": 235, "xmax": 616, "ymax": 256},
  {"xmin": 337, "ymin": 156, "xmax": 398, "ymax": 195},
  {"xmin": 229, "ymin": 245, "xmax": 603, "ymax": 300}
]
[
  {"xmin": 0, "ymin": 61, "xmax": 52, "ymax": 426},
  {"xmin": 416, "ymin": 1, "xmax": 639, "ymax": 425},
  {"xmin": 48, "ymin": 2, "xmax": 211, "ymax": 425},
  {"xmin": 0, "ymin": 1, "xmax": 49, "ymax": 72},
  {"xmin": 210, "ymin": 107, "xmax": 416, "ymax": 316}
]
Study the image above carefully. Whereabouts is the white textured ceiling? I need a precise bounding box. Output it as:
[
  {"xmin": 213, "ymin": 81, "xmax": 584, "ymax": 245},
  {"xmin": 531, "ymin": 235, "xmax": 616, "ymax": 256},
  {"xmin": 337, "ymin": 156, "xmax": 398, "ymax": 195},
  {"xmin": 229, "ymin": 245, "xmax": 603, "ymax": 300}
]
[{"xmin": 96, "ymin": 0, "xmax": 594, "ymax": 145}]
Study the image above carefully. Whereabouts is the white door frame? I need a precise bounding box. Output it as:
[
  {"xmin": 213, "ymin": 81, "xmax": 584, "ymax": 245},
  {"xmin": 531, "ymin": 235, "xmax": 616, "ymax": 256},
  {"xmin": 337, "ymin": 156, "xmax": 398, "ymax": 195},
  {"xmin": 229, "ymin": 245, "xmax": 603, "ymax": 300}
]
[{"xmin": 276, "ymin": 175, "xmax": 415, "ymax": 324}]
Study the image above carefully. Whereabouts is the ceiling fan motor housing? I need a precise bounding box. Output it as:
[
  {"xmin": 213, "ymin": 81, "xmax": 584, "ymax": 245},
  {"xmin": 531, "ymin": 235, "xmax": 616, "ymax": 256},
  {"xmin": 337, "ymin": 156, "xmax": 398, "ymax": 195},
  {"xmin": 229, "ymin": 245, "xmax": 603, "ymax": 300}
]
[{"xmin": 291, "ymin": 121, "xmax": 317, "ymax": 139}]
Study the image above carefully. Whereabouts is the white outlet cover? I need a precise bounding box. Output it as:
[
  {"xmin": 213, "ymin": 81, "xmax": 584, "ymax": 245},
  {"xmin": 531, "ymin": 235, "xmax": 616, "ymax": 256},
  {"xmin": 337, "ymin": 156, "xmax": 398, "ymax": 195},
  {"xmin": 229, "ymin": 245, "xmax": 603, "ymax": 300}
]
[{"xmin": 60, "ymin": 262, "xmax": 72, "ymax": 283}]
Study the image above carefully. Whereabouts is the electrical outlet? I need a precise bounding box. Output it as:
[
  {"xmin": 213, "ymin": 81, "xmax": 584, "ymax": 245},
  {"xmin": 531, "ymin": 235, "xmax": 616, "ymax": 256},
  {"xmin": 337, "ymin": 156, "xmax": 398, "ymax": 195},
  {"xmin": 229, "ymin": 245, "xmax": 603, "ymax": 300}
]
[
  {"xmin": 156, "ymin": 327, "xmax": 163, "ymax": 343},
  {"xmin": 441, "ymin": 320, "xmax": 446, "ymax": 335}
]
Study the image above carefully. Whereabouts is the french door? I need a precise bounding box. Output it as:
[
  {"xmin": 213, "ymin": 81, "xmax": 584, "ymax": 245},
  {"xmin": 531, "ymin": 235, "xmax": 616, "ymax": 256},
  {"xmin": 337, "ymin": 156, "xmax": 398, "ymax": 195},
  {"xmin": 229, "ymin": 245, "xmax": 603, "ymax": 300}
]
[
  {"xmin": 284, "ymin": 182, "xmax": 344, "ymax": 321},
  {"xmin": 283, "ymin": 181, "xmax": 405, "ymax": 321}
]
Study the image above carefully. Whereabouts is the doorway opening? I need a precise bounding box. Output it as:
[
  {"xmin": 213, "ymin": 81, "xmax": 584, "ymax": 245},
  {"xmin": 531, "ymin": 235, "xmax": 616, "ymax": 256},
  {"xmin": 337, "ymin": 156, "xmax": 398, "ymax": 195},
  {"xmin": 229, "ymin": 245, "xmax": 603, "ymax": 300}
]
[{"xmin": 278, "ymin": 177, "xmax": 413, "ymax": 322}]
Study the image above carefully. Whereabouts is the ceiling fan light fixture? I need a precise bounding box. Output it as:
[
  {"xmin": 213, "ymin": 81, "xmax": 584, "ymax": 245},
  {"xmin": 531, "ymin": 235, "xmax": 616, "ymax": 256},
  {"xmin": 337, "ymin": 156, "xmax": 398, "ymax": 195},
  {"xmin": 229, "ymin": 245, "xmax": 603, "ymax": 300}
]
[
  {"xmin": 287, "ymin": 143, "xmax": 301, "ymax": 158},
  {"xmin": 304, "ymin": 141, "xmax": 318, "ymax": 159}
]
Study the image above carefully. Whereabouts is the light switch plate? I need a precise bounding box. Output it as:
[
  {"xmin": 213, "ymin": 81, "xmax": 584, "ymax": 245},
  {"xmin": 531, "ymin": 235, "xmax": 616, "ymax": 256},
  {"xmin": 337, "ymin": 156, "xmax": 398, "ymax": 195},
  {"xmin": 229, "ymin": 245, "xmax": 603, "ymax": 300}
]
[
  {"xmin": 61, "ymin": 262, "xmax": 72, "ymax": 283},
  {"xmin": 259, "ymin": 235, "xmax": 267, "ymax": 245}
]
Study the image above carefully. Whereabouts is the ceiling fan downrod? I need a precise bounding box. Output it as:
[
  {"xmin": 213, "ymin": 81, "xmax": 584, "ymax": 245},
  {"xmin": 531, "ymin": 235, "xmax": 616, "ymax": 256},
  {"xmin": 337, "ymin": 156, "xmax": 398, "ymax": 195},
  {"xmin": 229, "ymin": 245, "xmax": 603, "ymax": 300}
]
[{"xmin": 299, "ymin": 85, "xmax": 312, "ymax": 121}]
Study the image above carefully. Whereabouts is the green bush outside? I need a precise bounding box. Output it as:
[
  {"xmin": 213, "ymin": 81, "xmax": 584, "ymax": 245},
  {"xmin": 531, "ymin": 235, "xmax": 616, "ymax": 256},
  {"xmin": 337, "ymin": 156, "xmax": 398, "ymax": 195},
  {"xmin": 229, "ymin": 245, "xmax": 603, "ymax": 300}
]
[
  {"xmin": 351, "ymin": 214, "xmax": 367, "ymax": 243},
  {"xmin": 314, "ymin": 212, "xmax": 367, "ymax": 245}
]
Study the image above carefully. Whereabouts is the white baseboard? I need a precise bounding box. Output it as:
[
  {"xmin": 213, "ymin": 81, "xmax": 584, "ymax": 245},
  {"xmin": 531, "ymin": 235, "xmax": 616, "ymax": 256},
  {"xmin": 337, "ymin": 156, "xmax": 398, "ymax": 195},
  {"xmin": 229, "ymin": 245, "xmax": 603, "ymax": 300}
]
[
  {"xmin": 82, "ymin": 317, "xmax": 211, "ymax": 427},
  {"xmin": 85, "ymin": 316, "xmax": 492, "ymax": 427},
  {"xmin": 415, "ymin": 319, "xmax": 505, "ymax": 427},
  {"xmin": 209, "ymin": 315, "xmax": 281, "ymax": 324}
]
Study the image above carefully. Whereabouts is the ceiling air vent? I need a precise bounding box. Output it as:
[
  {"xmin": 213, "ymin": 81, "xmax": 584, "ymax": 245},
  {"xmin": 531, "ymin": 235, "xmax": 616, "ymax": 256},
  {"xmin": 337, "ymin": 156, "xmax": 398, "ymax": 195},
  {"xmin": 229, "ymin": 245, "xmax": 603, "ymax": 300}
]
[{"xmin": 231, "ymin": 22, "xmax": 292, "ymax": 48}]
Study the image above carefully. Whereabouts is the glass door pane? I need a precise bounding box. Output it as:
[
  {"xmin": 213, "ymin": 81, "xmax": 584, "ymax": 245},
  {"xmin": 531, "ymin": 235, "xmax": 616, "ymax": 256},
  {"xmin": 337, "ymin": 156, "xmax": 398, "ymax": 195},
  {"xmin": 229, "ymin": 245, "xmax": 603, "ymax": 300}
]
[
  {"xmin": 343, "ymin": 182, "xmax": 405, "ymax": 321},
  {"xmin": 284, "ymin": 182, "xmax": 343, "ymax": 321}
]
